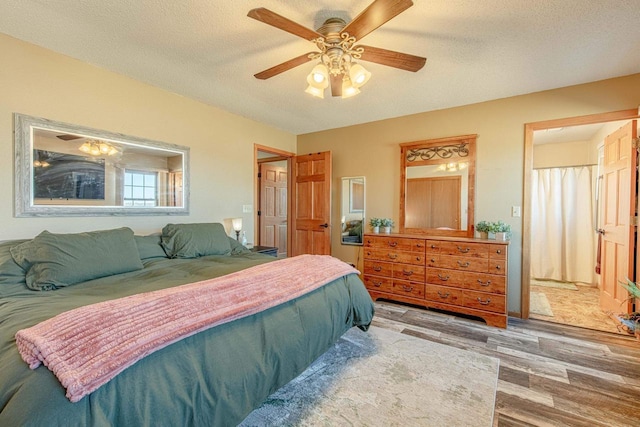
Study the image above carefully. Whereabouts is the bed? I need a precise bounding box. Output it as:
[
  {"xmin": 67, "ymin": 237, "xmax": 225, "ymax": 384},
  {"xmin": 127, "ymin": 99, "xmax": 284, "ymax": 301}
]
[{"xmin": 0, "ymin": 224, "xmax": 374, "ymax": 426}]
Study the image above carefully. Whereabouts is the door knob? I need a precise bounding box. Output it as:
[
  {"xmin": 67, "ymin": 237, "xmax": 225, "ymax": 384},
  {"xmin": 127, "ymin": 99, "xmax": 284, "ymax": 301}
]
[{"xmin": 319, "ymin": 223, "xmax": 329, "ymax": 228}]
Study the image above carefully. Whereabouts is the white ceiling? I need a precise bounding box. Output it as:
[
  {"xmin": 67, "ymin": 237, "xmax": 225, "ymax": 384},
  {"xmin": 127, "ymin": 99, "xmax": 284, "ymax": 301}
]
[{"xmin": 1, "ymin": 0, "xmax": 639, "ymax": 135}]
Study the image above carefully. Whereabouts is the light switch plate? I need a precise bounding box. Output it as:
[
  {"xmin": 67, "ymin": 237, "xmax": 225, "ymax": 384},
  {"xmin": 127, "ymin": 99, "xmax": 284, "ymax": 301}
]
[
  {"xmin": 511, "ymin": 206, "xmax": 521, "ymax": 217},
  {"xmin": 242, "ymin": 204, "xmax": 253, "ymax": 213}
]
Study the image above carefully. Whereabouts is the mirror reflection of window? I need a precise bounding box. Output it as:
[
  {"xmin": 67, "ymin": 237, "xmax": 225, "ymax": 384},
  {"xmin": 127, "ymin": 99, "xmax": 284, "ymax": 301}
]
[
  {"xmin": 341, "ymin": 177, "xmax": 365, "ymax": 246},
  {"xmin": 124, "ymin": 171, "xmax": 158, "ymax": 207}
]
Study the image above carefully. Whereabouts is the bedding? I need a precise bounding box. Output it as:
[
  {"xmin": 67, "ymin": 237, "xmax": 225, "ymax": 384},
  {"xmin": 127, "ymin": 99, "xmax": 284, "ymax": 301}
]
[{"xmin": 0, "ymin": 238, "xmax": 374, "ymax": 426}]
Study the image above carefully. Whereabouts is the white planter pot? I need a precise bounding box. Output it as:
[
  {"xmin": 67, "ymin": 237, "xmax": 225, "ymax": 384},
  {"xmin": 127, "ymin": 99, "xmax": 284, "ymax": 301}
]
[
  {"xmin": 384, "ymin": 226, "xmax": 391, "ymax": 233},
  {"xmin": 495, "ymin": 232, "xmax": 508, "ymax": 241},
  {"xmin": 372, "ymin": 226, "xmax": 380, "ymax": 234}
]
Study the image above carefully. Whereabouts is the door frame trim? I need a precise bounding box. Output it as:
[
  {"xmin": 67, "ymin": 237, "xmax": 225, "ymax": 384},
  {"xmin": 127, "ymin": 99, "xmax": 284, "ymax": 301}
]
[
  {"xmin": 254, "ymin": 144, "xmax": 294, "ymax": 255},
  {"xmin": 521, "ymin": 109, "xmax": 638, "ymax": 319}
]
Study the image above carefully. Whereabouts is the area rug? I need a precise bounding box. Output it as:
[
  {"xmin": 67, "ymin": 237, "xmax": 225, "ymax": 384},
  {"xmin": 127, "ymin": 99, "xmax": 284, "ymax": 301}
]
[
  {"xmin": 240, "ymin": 326, "xmax": 500, "ymax": 426},
  {"xmin": 530, "ymin": 291, "xmax": 554, "ymax": 317},
  {"xmin": 531, "ymin": 278, "xmax": 578, "ymax": 290}
]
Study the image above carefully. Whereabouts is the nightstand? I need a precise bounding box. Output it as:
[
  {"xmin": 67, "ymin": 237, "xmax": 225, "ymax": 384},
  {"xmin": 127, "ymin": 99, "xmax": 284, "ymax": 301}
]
[{"xmin": 250, "ymin": 246, "xmax": 278, "ymax": 257}]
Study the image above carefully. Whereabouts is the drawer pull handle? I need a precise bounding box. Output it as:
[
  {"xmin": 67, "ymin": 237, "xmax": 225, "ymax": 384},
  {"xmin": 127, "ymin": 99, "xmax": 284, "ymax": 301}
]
[
  {"xmin": 437, "ymin": 274, "xmax": 450, "ymax": 281},
  {"xmin": 437, "ymin": 291, "xmax": 450, "ymax": 298},
  {"xmin": 373, "ymin": 281, "xmax": 382, "ymax": 287},
  {"xmin": 477, "ymin": 297, "xmax": 491, "ymax": 305},
  {"xmin": 415, "ymin": 256, "xmax": 422, "ymax": 262},
  {"xmin": 402, "ymin": 269, "xmax": 414, "ymax": 276},
  {"xmin": 431, "ymin": 258, "xmax": 436, "ymax": 263},
  {"xmin": 496, "ymin": 249, "xmax": 502, "ymax": 254},
  {"xmin": 388, "ymin": 253, "xmax": 398, "ymax": 260},
  {"xmin": 389, "ymin": 241, "xmax": 398, "ymax": 247},
  {"xmin": 416, "ymin": 243, "xmax": 424, "ymax": 248},
  {"xmin": 477, "ymin": 279, "xmax": 492, "ymax": 286},
  {"xmin": 431, "ymin": 244, "xmax": 436, "ymax": 249},
  {"xmin": 402, "ymin": 285, "xmax": 414, "ymax": 292},
  {"xmin": 495, "ymin": 265, "xmax": 501, "ymax": 270},
  {"xmin": 457, "ymin": 246, "xmax": 470, "ymax": 253},
  {"xmin": 457, "ymin": 261, "xmax": 471, "ymax": 268},
  {"xmin": 373, "ymin": 266, "xmax": 382, "ymax": 272}
]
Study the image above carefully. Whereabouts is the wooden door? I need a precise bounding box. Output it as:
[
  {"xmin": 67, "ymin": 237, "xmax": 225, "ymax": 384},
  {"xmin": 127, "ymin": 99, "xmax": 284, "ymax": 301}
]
[
  {"xmin": 259, "ymin": 163, "xmax": 288, "ymax": 256},
  {"xmin": 600, "ymin": 120, "xmax": 637, "ymax": 314},
  {"xmin": 291, "ymin": 151, "xmax": 332, "ymax": 256}
]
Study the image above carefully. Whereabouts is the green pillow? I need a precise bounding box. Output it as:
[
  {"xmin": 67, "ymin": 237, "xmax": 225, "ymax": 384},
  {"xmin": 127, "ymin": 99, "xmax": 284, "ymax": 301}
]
[
  {"xmin": 11, "ymin": 228, "xmax": 144, "ymax": 291},
  {"xmin": 134, "ymin": 234, "xmax": 167, "ymax": 260},
  {"xmin": 0, "ymin": 239, "xmax": 29, "ymax": 285},
  {"xmin": 228, "ymin": 236, "xmax": 251, "ymax": 255},
  {"xmin": 161, "ymin": 223, "xmax": 232, "ymax": 258}
]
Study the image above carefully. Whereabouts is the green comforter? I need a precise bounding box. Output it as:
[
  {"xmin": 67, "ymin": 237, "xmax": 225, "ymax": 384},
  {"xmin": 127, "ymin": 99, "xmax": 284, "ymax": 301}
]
[{"xmin": 0, "ymin": 254, "xmax": 374, "ymax": 426}]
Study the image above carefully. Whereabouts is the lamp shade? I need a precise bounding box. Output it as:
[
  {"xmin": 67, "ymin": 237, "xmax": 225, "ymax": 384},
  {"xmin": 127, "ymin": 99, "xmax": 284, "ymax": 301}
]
[
  {"xmin": 349, "ymin": 63, "xmax": 371, "ymax": 88},
  {"xmin": 232, "ymin": 218, "xmax": 243, "ymax": 232},
  {"xmin": 341, "ymin": 78, "xmax": 360, "ymax": 99},
  {"xmin": 305, "ymin": 85, "xmax": 325, "ymax": 98}
]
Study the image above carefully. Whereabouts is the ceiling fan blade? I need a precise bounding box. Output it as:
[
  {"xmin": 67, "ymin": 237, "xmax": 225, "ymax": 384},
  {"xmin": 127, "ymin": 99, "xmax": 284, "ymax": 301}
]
[
  {"xmin": 342, "ymin": 0, "xmax": 414, "ymax": 41},
  {"xmin": 248, "ymin": 8, "xmax": 323, "ymax": 41},
  {"xmin": 56, "ymin": 134, "xmax": 82, "ymax": 141},
  {"xmin": 358, "ymin": 45, "xmax": 426, "ymax": 72},
  {"xmin": 330, "ymin": 74, "xmax": 343, "ymax": 97},
  {"xmin": 254, "ymin": 52, "xmax": 316, "ymax": 80}
]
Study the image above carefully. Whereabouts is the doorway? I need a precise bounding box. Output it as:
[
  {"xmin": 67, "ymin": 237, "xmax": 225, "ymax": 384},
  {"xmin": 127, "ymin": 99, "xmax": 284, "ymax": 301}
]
[
  {"xmin": 254, "ymin": 144, "xmax": 294, "ymax": 257},
  {"xmin": 522, "ymin": 109, "xmax": 639, "ymax": 333}
]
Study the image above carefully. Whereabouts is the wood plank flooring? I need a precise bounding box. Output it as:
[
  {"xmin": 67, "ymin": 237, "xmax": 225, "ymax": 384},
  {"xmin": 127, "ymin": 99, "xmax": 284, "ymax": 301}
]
[{"xmin": 372, "ymin": 301, "xmax": 640, "ymax": 427}]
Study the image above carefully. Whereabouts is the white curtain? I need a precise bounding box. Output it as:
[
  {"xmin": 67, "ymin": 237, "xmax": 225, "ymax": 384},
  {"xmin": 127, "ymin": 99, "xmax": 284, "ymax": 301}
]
[{"xmin": 530, "ymin": 166, "xmax": 596, "ymax": 284}]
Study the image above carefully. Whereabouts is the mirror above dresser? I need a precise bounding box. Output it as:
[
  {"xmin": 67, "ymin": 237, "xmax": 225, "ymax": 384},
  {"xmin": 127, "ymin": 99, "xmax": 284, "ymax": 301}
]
[{"xmin": 399, "ymin": 134, "xmax": 477, "ymax": 237}]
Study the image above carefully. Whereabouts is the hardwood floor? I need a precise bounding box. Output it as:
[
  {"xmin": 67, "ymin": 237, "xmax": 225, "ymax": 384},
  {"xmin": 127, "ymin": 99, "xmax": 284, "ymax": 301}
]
[{"xmin": 372, "ymin": 301, "xmax": 640, "ymax": 427}]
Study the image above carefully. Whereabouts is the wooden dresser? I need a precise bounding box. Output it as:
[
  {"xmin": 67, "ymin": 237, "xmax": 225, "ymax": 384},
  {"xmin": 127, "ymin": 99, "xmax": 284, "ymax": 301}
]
[{"xmin": 363, "ymin": 233, "xmax": 509, "ymax": 328}]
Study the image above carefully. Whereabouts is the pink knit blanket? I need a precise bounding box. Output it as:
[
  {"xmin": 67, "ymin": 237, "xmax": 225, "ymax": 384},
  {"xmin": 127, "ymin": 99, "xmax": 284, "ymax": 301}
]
[{"xmin": 15, "ymin": 254, "xmax": 358, "ymax": 402}]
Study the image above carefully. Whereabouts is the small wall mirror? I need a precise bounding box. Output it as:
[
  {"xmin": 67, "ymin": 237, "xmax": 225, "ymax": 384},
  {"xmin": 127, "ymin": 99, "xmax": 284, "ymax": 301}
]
[
  {"xmin": 340, "ymin": 176, "xmax": 365, "ymax": 245},
  {"xmin": 400, "ymin": 135, "xmax": 476, "ymax": 237},
  {"xmin": 14, "ymin": 113, "xmax": 189, "ymax": 216}
]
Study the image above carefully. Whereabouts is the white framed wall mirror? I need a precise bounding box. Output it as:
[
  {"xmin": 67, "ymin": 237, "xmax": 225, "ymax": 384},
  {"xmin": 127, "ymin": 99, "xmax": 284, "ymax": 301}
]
[
  {"xmin": 340, "ymin": 176, "xmax": 365, "ymax": 245},
  {"xmin": 400, "ymin": 135, "xmax": 476, "ymax": 237},
  {"xmin": 14, "ymin": 113, "xmax": 190, "ymax": 217}
]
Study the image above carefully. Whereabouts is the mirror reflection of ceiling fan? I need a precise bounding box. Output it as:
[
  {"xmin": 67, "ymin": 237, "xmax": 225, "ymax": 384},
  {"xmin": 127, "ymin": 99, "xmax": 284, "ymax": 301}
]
[{"xmin": 248, "ymin": 0, "xmax": 426, "ymax": 98}]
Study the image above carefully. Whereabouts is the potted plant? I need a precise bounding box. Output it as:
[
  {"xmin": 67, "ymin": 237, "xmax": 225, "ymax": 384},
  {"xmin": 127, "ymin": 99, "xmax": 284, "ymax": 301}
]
[
  {"xmin": 619, "ymin": 279, "xmax": 640, "ymax": 340},
  {"xmin": 490, "ymin": 220, "xmax": 511, "ymax": 241},
  {"xmin": 369, "ymin": 218, "xmax": 382, "ymax": 233},
  {"xmin": 381, "ymin": 218, "xmax": 394, "ymax": 233},
  {"xmin": 476, "ymin": 221, "xmax": 491, "ymax": 239}
]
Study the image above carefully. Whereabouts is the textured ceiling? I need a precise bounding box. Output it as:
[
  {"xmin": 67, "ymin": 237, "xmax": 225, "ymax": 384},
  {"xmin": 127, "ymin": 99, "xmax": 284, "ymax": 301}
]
[{"xmin": 1, "ymin": 0, "xmax": 639, "ymax": 135}]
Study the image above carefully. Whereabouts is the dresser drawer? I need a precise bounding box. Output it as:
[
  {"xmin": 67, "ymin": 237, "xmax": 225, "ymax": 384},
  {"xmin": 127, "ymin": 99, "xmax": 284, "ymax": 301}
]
[
  {"xmin": 462, "ymin": 290, "xmax": 506, "ymax": 313},
  {"xmin": 365, "ymin": 249, "xmax": 425, "ymax": 265},
  {"xmin": 424, "ymin": 284, "xmax": 463, "ymax": 305},
  {"xmin": 392, "ymin": 279, "xmax": 425, "ymax": 298},
  {"xmin": 392, "ymin": 263, "xmax": 426, "ymax": 282},
  {"xmin": 364, "ymin": 260, "xmax": 393, "ymax": 278},
  {"xmin": 489, "ymin": 259, "xmax": 507, "ymax": 276},
  {"xmin": 364, "ymin": 275, "xmax": 393, "ymax": 293},
  {"xmin": 365, "ymin": 236, "xmax": 426, "ymax": 253},
  {"xmin": 426, "ymin": 269, "xmax": 506, "ymax": 294},
  {"xmin": 434, "ymin": 241, "xmax": 489, "ymax": 258},
  {"xmin": 489, "ymin": 245, "xmax": 507, "ymax": 260},
  {"xmin": 427, "ymin": 255, "xmax": 489, "ymax": 273}
]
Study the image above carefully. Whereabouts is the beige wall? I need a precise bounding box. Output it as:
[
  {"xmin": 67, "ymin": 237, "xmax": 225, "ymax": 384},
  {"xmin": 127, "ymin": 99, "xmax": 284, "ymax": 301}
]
[
  {"xmin": 297, "ymin": 73, "xmax": 640, "ymax": 314},
  {"xmin": 533, "ymin": 140, "xmax": 594, "ymax": 169},
  {"xmin": 0, "ymin": 34, "xmax": 296, "ymax": 240}
]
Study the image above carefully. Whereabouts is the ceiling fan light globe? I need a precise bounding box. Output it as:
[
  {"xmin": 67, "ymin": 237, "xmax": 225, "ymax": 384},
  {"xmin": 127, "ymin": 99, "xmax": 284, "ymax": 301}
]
[
  {"xmin": 305, "ymin": 85, "xmax": 325, "ymax": 99},
  {"xmin": 349, "ymin": 63, "xmax": 371, "ymax": 88},
  {"xmin": 310, "ymin": 64, "xmax": 328, "ymax": 83},
  {"xmin": 341, "ymin": 79, "xmax": 360, "ymax": 98}
]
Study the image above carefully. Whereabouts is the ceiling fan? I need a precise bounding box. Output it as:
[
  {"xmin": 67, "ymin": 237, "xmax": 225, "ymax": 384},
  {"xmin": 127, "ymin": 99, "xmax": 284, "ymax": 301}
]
[{"xmin": 248, "ymin": 0, "xmax": 426, "ymax": 98}]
